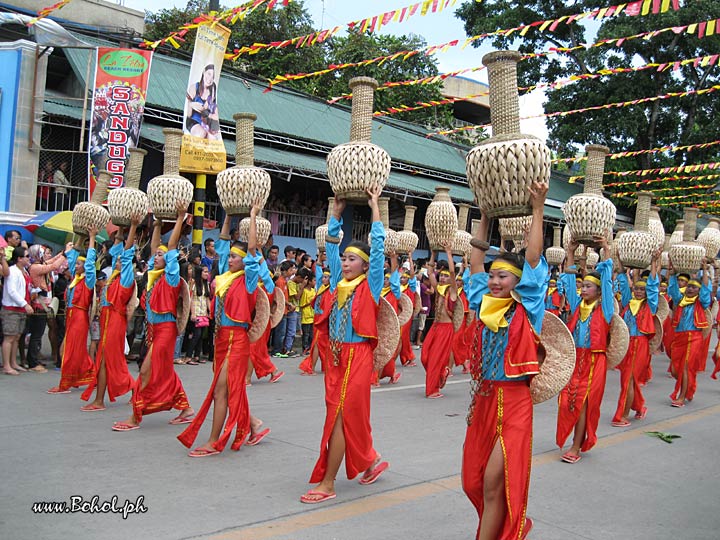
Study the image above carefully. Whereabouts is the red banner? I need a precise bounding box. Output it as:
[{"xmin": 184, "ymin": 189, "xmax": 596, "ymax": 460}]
[{"xmin": 88, "ymin": 47, "xmax": 153, "ymax": 194}]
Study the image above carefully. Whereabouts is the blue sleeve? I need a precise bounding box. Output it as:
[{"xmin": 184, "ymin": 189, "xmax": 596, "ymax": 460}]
[
  {"xmin": 668, "ymin": 275, "xmax": 681, "ymax": 304},
  {"xmin": 598, "ymin": 258, "xmax": 614, "ymax": 323},
  {"xmin": 327, "ymin": 216, "xmax": 343, "ymax": 292},
  {"xmin": 67, "ymin": 249, "xmax": 79, "ymax": 278},
  {"xmin": 389, "ymin": 270, "xmax": 401, "ymax": 300},
  {"xmin": 216, "ymin": 238, "xmax": 230, "ymax": 275},
  {"xmin": 315, "ymin": 264, "xmax": 323, "ymax": 290},
  {"xmin": 164, "ymin": 249, "xmax": 180, "ymax": 287},
  {"xmin": 120, "ymin": 247, "xmax": 135, "ymax": 288},
  {"xmin": 85, "ymin": 248, "xmax": 97, "ymax": 289},
  {"xmin": 109, "ymin": 241, "xmax": 123, "ymax": 268},
  {"xmin": 408, "ymin": 276, "xmax": 418, "ymax": 293},
  {"xmin": 700, "ymin": 282, "xmax": 712, "ymax": 308},
  {"xmin": 646, "ymin": 274, "xmax": 659, "ymax": 315},
  {"xmin": 467, "ymin": 271, "xmax": 489, "ymax": 312},
  {"xmin": 368, "ymin": 220, "xmax": 386, "ymax": 303},
  {"xmin": 243, "ymin": 251, "xmax": 261, "ymax": 294},
  {"xmin": 515, "ymin": 257, "xmax": 549, "ymax": 333},
  {"xmin": 616, "ymin": 273, "xmax": 631, "ymax": 308},
  {"xmin": 556, "ymin": 279, "xmax": 565, "ymax": 295},
  {"xmin": 462, "ymin": 267, "xmax": 470, "ymax": 289},
  {"xmin": 560, "ymin": 269, "xmax": 580, "ymax": 312},
  {"xmin": 258, "ymin": 258, "xmax": 275, "ymax": 293}
]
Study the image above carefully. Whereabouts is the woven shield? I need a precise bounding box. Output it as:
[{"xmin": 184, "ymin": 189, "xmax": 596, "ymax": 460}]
[
  {"xmin": 606, "ymin": 314, "xmax": 630, "ymax": 369},
  {"xmin": 176, "ymin": 278, "xmax": 191, "ymax": 335},
  {"xmin": 270, "ymin": 288, "xmax": 286, "ymax": 329},
  {"xmin": 248, "ymin": 289, "xmax": 270, "ymax": 343},
  {"xmin": 530, "ymin": 312, "xmax": 576, "ymax": 405},
  {"xmin": 452, "ymin": 298, "xmax": 465, "ymax": 332},
  {"xmin": 373, "ymin": 296, "xmax": 400, "ymax": 371},
  {"xmin": 703, "ymin": 307, "xmax": 714, "ymax": 340},
  {"xmin": 397, "ymin": 293, "xmax": 414, "ymax": 327},
  {"xmin": 656, "ymin": 295, "xmax": 670, "ymax": 322},
  {"xmin": 648, "ymin": 315, "xmax": 663, "ymax": 353},
  {"xmin": 413, "ymin": 291, "xmax": 422, "ymax": 317}
]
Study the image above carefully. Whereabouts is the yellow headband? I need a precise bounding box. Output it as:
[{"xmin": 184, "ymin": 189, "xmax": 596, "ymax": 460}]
[
  {"xmin": 231, "ymin": 246, "xmax": 247, "ymax": 257},
  {"xmin": 490, "ymin": 260, "xmax": 522, "ymax": 278},
  {"xmin": 439, "ymin": 270, "xmax": 451, "ymax": 276},
  {"xmin": 344, "ymin": 246, "xmax": 369, "ymax": 263},
  {"xmin": 322, "ymin": 269, "xmax": 331, "ymax": 275},
  {"xmin": 634, "ymin": 280, "xmax": 647, "ymax": 287},
  {"xmin": 77, "ymin": 256, "xmax": 86, "ymax": 262},
  {"xmin": 688, "ymin": 279, "xmax": 701, "ymax": 287},
  {"xmin": 584, "ymin": 275, "xmax": 601, "ymax": 287},
  {"xmin": 549, "ymin": 279, "xmax": 557, "ymax": 284},
  {"xmin": 157, "ymin": 245, "xmax": 168, "ymax": 253}
]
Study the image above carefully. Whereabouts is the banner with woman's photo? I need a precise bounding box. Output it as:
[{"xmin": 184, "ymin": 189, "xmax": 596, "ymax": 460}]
[
  {"xmin": 88, "ymin": 47, "xmax": 153, "ymax": 195},
  {"xmin": 180, "ymin": 23, "xmax": 231, "ymax": 174}
]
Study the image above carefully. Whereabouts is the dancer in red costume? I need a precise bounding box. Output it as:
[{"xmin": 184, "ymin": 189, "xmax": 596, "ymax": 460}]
[
  {"xmin": 450, "ymin": 264, "xmax": 470, "ymax": 373},
  {"xmin": 178, "ymin": 207, "xmax": 270, "ymax": 456},
  {"xmin": 611, "ymin": 253, "xmax": 660, "ymax": 427},
  {"xmin": 421, "ymin": 248, "xmax": 458, "ymax": 398},
  {"xmin": 461, "ymin": 182, "xmax": 548, "ymax": 540},
  {"xmin": 711, "ymin": 308, "xmax": 720, "ymax": 379},
  {"xmin": 80, "ymin": 218, "xmax": 141, "ymax": 411},
  {"xmin": 113, "ymin": 203, "xmax": 194, "ymax": 431},
  {"xmin": 373, "ymin": 253, "xmax": 402, "ymax": 386},
  {"xmin": 556, "ymin": 235, "xmax": 614, "ymax": 463},
  {"xmin": 47, "ymin": 233, "xmax": 98, "ymax": 394},
  {"xmin": 667, "ymin": 264, "xmax": 711, "ymax": 407},
  {"xmin": 300, "ymin": 186, "xmax": 389, "ymax": 504},
  {"xmin": 299, "ymin": 270, "xmax": 331, "ymax": 375},
  {"xmin": 398, "ymin": 257, "xmax": 418, "ymax": 367},
  {"xmin": 544, "ymin": 278, "xmax": 564, "ymax": 316}
]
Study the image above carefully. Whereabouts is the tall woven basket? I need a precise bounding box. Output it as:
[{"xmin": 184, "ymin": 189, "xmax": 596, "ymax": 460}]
[
  {"xmin": 315, "ymin": 197, "xmax": 344, "ymax": 252},
  {"xmin": 147, "ymin": 128, "xmax": 194, "ymax": 219},
  {"xmin": 107, "ymin": 147, "xmax": 149, "ymax": 227},
  {"xmin": 499, "ymin": 215, "xmax": 532, "ymax": 253},
  {"xmin": 396, "ymin": 205, "xmax": 418, "ymax": 255},
  {"xmin": 669, "ymin": 207, "xmax": 706, "ymax": 273},
  {"xmin": 465, "ymin": 51, "xmax": 551, "ymax": 218},
  {"xmin": 661, "ymin": 233, "xmax": 671, "ymax": 268},
  {"xmin": 216, "ymin": 113, "xmax": 271, "ymax": 216},
  {"xmin": 617, "ymin": 192, "xmax": 657, "ymax": 269},
  {"xmin": 425, "ymin": 187, "xmax": 458, "ymax": 251},
  {"xmin": 545, "ymin": 226, "xmax": 565, "ymax": 266},
  {"xmin": 563, "ymin": 144, "xmax": 616, "ymax": 247},
  {"xmin": 327, "ymin": 77, "xmax": 391, "ymax": 203},
  {"xmin": 586, "ymin": 249, "xmax": 599, "ymax": 268},
  {"xmin": 648, "ymin": 206, "xmax": 665, "ymax": 251},
  {"xmin": 452, "ymin": 203, "xmax": 472, "ymax": 256},
  {"xmin": 239, "ymin": 215, "xmax": 272, "ymax": 247},
  {"xmin": 697, "ymin": 218, "xmax": 720, "ymax": 261},
  {"xmin": 368, "ymin": 197, "xmax": 398, "ymax": 255},
  {"xmin": 72, "ymin": 170, "xmax": 111, "ymax": 236},
  {"xmin": 669, "ymin": 219, "xmax": 684, "ymax": 246}
]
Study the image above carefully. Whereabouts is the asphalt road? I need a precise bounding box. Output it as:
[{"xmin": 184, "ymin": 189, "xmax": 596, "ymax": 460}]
[{"xmin": 2, "ymin": 342, "xmax": 719, "ymax": 540}]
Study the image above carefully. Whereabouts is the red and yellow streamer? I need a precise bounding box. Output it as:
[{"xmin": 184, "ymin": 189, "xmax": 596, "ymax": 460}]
[{"xmin": 28, "ymin": 0, "xmax": 72, "ymax": 25}]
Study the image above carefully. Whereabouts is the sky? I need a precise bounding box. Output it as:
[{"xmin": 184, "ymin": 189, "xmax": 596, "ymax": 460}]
[{"xmin": 119, "ymin": 0, "xmax": 549, "ymax": 139}]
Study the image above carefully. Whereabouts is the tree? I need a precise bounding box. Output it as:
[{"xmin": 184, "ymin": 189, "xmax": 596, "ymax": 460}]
[{"xmin": 456, "ymin": 0, "xmax": 720, "ymax": 213}]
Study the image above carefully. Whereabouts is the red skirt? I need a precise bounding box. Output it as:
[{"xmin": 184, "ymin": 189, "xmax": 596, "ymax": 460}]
[
  {"xmin": 310, "ymin": 341, "xmax": 377, "ymax": 483},
  {"xmin": 81, "ymin": 306, "xmax": 133, "ymax": 402},
  {"xmin": 250, "ymin": 321, "xmax": 277, "ymax": 379},
  {"xmin": 612, "ymin": 335, "xmax": 649, "ymax": 422},
  {"xmin": 132, "ymin": 322, "xmax": 190, "ymax": 422},
  {"xmin": 462, "ymin": 381, "xmax": 533, "ymax": 540},
  {"xmin": 556, "ymin": 349, "xmax": 607, "ymax": 452},
  {"xmin": 399, "ymin": 319, "xmax": 415, "ymax": 365},
  {"xmin": 421, "ymin": 322, "xmax": 454, "ymax": 396},
  {"xmin": 178, "ymin": 326, "xmax": 250, "ymax": 452},
  {"xmin": 58, "ymin": 307, "xmax": 95, "ymax": 391},
  {"xmin": 670, "ymin": 330, "xmax": 704, "ymax": 401},
  {"xmin": 299, "ymin": 328, "xmax": 328, "ymax": 374},
  {"xmin": 452, "ymin": 320, "xmax": 469, "ymax": 367}
]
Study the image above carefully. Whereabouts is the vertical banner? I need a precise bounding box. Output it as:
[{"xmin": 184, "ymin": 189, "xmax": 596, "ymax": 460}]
[
  {"xmin": 88, "ymin": 47, "xmax": 153, "ymax": 194},
  {"xmin": 180, "ymin": 23, "xmax": 231, "ymax": 173}
]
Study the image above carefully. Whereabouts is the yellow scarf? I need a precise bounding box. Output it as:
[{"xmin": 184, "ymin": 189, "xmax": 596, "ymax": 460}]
[
  {"xmin": 146, "ymin": 268, "xmax": 165, "ymax": 290},
  {"xmin": 336, "ymin": 274, "xmax": 366, "ymax": 308},
  {"xmin": 679, "ymin": 286, "xmax": 687, "ymax": 296},
  {"xmin": 381, "ymin": 286, "xmax": 392, "ymax": 297},
  {"xmin": 437, "ymin": 284, "xmax": 450, "ymax": 297},
  {"xmin": 317, "ymin": 284, "xmax": 329, "ymax": 296},
  {"xmin": 628, "ymin": 296, "xmax": 644, "ymax": 316},
  {"xmin": 547, "ymin": 287, "xmax": 557, "ymax": 297},
  {"xmin": 457, "ymin": 286, "xmax": 463, "ymax": 295},
  {"xmin": 69, "ymin": 274, "xmax": 85, "ymax": 290},
  {"xmin": 678, "ymin": 294, "xmax": 698, "ymax": 308},
  {"xmin": 579, "ymin": 299, "xmax": 598, "ymax": 322},
  {"xmin": 215, "ymin": 270, "xmax": 245, "ymax": 299},
  {"xmin": 107, "ymin": 269, "xmax": 120, "ymax": 285},
  {"xmin": 479, "ymin": 294, "xmax": 514, "ymax": 332},
  {"xmin": 400, "ymin": 283, "xmax": 409, "ymax": 293}
]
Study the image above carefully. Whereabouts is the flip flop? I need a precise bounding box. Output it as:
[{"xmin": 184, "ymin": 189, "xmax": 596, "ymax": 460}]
[
  {"xmin": 561, "ymin": 452, "xmax": 581, "ymax": 464},
  {"xmin": 270, "ymin": 370, "xmax": 285, "ymax": 383},
  {"xmin": 300, "ymin": 490, "xmax": 336, "ymax": 504},
  {"xmin": 359, "ymin": 460, "xmax": 389, "ymax": 485},
  {"xmin": 14, "ymin": 366, "xmax": 28, "ymax": 372},
  {"xmin": 635, "ymin": 406, "xmax": 648, "ymax": 420},
  {"xmin": 390, "ymin": 372, "xmax": 402, "ymax": 384},
  {"xmin": 3, "ymin": 370, "xmax": 20, "ymax": 376},
  {"xmin": 522, "ymin": 517, "xmax": 534, "ymax": 539},
  {"xmin": 427, "ymin": 392, "xmax": 444, "ymax": 399},
  {"xmin": 671, "ymin": 400, "xmax": 685, "ymax": 408},
  {"xmin": 47, "ymin": 387, "xmax": 70, "ymax": 394},
  {"xmin": 439, "ymin": 366, "xmax": 450, "ymax": 389},
  {"xmin": 80, "ymin": 404, "xmax": 106, "ymax": 412},
  {"xmin": 169, "ymin": 413, "xmax": 195, "ymax": 425},
  {"xmin": 246, "ymin": 428, "xmax": 271, "ymax": 446},
  {"xmin": 188, "ymin": 447, "xmax": 220, "ymax": 458},
  {"xmin": 112, "ymin": 422, "xmax": 140, "ymax": 432},
  {"xmin": 611, "ymin": 420, "xmax": 631, "ymax": 427}
]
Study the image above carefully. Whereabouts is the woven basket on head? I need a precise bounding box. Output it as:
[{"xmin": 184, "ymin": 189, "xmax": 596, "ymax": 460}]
[
  {"xmin": 545, "ymin": 226, "xmax": 565, "ymax": 266},
  {"xmin": 216, "ymin": 113, "xmax": 271, "ymax": 216},
  {"xmin": 368, "ymin": 197, "xmax": 398, "ymax": 255},
  {"xmin": 396, "ymin": 205, "xmax": 419, "ymax": 255},
  {"xmin": 373, "ymin": 296, "xmax": 400, "ymax": 371},
  {"xmin": 530, "ymin": 312, "xmax": 576, "ymax": 404},
  {"xmin": 648, "ymin": 206, "xmax": 665, "ymax": 251},
  {"xmin": 617, "ymin": 192, "xmax": 656, "ymax": 269},
  {"xmin": 499, "ymin": 215, "xmax": 532, "ymax": 252},
  {"xmin": 73, "ymin": 169, "xmax": 110, "ymax": 236},
  {"xmin": 585, "ymin": 249, "xmax": 599, "ymax": 268},
  {"xmin": 238, "ymin": 216, "xmax": 272, "ymax": 247},
  {"xmin": 670, "ymin": 207, "xmax": 706, "ymax": 273},
  {"xmin": 316, "ymin": 198, "xmax": 344, "ymax": 252},
  {"xmin": 466, "ymin": 51, "xmax": 550, "ymax": 218},
  {"xmin": 606, "ymin": 314, "xmax": 630, "ymax": 369},
  {"xmin": 327, "ymin": 77, "xmax": 390, "ymax": 202},
  {"xmin": 451, "ymin": 203, "xmax": 472, "ymax": 256},
  {"xmin": 107, "ymin": 148, "xmax": 149, "ymax": 227},
  {"xmin": 697, "ymin": 218, "xmax": 720, "ymax": 260},
  {"xmin": 425, "ymin": 187, "xmax": 458, "ymax": 250},
  {"xmin": 563, "ymin": 145, "xmax": 616, "ymax": 247},
  {"xmin": 248, "ymin": 288, "xmax": 270, "ymax": 343},
  {"xmin": 669, "ymin": 220, "xmax": 684, "ymax": 246},
  {"xmin": 147, "ymin": 129, "xmax": 194, "ymax": 220}
]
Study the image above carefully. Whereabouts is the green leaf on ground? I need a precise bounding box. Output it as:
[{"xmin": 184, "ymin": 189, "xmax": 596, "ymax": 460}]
[{"xmin": 645, "ymin": 431, "xmax": 682, "ymax": 444}]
